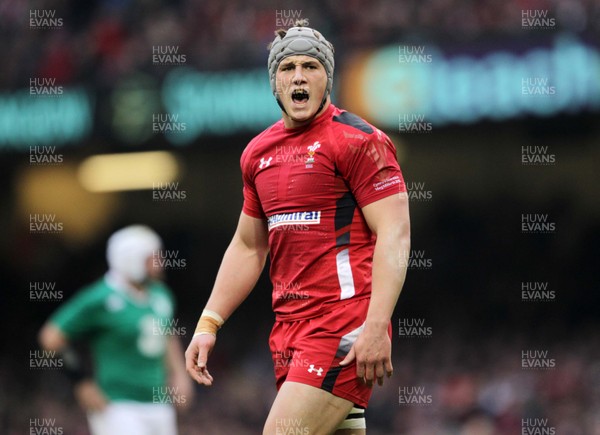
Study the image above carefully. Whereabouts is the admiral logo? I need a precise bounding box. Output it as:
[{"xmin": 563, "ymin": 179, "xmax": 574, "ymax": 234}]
[{"xmin": 268, "ymin": 211, "xmax": 321, "ymax": 231}]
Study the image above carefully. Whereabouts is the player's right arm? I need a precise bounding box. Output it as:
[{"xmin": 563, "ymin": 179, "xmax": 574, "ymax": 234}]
[{"xmin": 185, "ymin": 210, "xmax": 269, "ymax": 386}]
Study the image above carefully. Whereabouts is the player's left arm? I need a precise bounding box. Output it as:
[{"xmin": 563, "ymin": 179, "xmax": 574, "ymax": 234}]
[
  {"xmin": 340, "ymin": 191, "xmax": 410, "ymax": 387},
  {"xmin": 166, "ymin": 335, "xmax": 194, "ymax": 410}
]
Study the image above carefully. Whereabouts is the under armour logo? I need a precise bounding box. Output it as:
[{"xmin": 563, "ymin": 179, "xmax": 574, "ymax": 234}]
[
  {"xmin": 259, "ymin": 157, "xmax": 273, "ymax": 169},
  {"xmin": 308, "ymin": 364, "xmax": 323, "ymax": 376}
]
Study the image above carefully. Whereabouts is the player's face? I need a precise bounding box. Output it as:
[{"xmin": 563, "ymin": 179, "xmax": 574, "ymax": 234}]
[
  {"xmin": 276, "ymin": 55, "xmax": 329, "ymax": 127},
  {"xmin": 145, "ymin": 255, "xmax": 164, "ymax": 281}
]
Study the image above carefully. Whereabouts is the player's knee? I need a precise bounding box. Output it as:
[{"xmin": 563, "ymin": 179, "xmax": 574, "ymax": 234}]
[{"xmin": 334, "ymin": 406, "xmax": 366, "ymax": 433}]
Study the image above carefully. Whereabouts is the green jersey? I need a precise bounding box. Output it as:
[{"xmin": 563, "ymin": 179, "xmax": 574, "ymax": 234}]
[{"xmin": 51, "ymin": 275, "xmax": 175, "ymax": 402}]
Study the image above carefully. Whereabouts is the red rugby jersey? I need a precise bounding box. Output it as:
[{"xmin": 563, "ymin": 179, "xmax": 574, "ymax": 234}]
[{"xmin": 241, "ymin": 104, "xmax": 405, "ymax": 321}]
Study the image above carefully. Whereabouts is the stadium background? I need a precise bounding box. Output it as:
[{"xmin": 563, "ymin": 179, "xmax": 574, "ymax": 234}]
[{"xmin": 1, "ymin": 0, "xmax": 599, "ymax": 433}]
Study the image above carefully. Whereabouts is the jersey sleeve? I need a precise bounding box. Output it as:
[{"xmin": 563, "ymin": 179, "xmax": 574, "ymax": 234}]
[
  {"xmin": 336, "ymin": 128, "xmax": 406, "ymax": 208},
  {"xmin": 240, "ymin": 146, "xmax": 266, "ymax": 219},
  {"xmin": 50, "ymin": 287, "xmax": 102, "ymax": 340}
]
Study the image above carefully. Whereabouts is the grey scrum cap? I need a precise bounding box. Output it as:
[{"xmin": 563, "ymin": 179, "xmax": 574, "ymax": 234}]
[{"xmin": 268, "ymin": 22, "xmax": 335, "ymax": 103}]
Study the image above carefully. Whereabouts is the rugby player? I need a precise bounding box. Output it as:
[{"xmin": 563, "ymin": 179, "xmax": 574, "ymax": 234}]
[
  {"xmin": 39, "ymin": 225, "xmax": 192, "ymax": 435},
  {"xmin": 185, "ymin": 21, "xmax": 410, "ymax": 434}
]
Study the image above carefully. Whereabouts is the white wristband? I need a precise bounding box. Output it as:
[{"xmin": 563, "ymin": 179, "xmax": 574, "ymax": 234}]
[{"xmin": 193, "ymin": 331, "xmax": 216, "ymax": 338}]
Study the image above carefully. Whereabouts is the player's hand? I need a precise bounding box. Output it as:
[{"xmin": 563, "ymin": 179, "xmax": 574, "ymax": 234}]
[
  {"xmin": 185, "ymin": 333, "xmax": 216, "ymax": 386},
  {"xmin": 339, "ymin": 323, "xmax": 393, "ymax": 387},
  {"xmin": 74, "ymin": 379, "xmax": 108, "ymax": 412}
]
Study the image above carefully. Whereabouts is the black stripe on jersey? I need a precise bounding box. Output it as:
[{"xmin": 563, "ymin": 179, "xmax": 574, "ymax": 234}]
[
  {"xmin": 321, "ymin": 365, "xmax": 343, "ymax": 393},
  {"xmin": 346, "ymin": 413, "xmax": 365, "ymax": 420},
  {"xmin": 333, "ymin": 111, "xmax": 374, "ymax": 134},
  {"xmin": 335, "ymin": 192, "xmax": 357, "ymax": 247}
]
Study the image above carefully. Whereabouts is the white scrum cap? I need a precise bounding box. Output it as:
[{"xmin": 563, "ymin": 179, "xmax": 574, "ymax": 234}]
[
  {"xmin": 268, "ymin": 19, "xmax": 335, "ymax": 109},
  {"xmin": 106, "ymin": 225, "xmax": 162, "ymax": 283}
]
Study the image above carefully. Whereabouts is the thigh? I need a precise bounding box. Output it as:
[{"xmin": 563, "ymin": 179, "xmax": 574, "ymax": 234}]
[
  {"xmin": 88, "ymin": 403, "xmax": 145, "ymax": 435},
  {"xmin": 263, "ymin": 381, "xmax": 354, "ymax": 435},
  {"xmin": 143, "ymin": 404, "xmax": 177, "ymax": 435}
]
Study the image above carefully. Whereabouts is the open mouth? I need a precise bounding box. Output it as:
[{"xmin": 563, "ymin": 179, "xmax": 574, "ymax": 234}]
[{"xmin": 291, "ymin": 89, "xmax": 309, "ymax": 104}]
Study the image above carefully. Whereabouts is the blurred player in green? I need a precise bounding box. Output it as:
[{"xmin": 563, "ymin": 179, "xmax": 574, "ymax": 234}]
[{"xmin": 39, "ymin": 225, "xmax": 192, "ymax": 435}]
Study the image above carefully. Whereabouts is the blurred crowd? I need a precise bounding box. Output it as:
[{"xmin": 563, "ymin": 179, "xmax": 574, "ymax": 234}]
[{"xmin": 1, "ymin": 0, "xmax": 599, "ymax": 90}]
